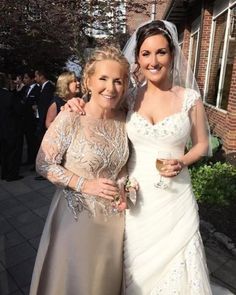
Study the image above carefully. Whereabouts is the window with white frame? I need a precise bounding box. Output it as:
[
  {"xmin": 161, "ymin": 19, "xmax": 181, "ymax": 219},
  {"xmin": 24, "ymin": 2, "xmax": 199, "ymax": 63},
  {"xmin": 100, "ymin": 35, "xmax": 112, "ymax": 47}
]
[{"xmin": 205, "ymin": 3, "xmax": 236, "ymax": 110}]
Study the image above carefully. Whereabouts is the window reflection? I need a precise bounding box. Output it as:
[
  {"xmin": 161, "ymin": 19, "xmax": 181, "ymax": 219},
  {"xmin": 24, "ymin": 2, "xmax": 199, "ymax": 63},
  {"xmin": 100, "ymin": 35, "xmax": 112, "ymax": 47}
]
[
  {"xmin": 221, "ymin": 7, "xmax": 236, "ymax": 110},
  {"xmin": 207, "ymin": 12, "xmax": 227, "ymax": 106}
]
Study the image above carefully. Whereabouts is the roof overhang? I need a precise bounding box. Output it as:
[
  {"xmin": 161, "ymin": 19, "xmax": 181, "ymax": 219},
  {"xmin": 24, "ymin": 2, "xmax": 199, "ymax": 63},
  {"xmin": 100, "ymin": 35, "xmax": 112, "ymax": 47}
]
[{"xmin": 164, "ymin": 0, "xmax": 200, "ymax": 25}]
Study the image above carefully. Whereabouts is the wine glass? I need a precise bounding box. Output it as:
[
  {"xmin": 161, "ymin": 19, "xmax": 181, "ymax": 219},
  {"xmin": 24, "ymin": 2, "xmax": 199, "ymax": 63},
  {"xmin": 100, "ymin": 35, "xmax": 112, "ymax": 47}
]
[{"xmin": 154, "ymin": 151, "xmax": 172, "ymax": 189}]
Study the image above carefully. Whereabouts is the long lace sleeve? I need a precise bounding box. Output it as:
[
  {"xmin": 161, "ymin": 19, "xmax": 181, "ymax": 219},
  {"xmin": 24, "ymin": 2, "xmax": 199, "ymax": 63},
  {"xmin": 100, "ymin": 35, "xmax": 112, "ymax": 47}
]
[{"xmin": 36, "ymin": 111, "xmax": 79, "ymax": 187}]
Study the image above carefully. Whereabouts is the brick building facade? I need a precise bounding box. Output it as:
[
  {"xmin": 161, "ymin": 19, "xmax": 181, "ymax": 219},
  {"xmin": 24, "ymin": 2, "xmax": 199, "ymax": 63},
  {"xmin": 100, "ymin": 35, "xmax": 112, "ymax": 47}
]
[{"xmin": 126, "ymin": 0, "xmax": 236, "ymax": 153}]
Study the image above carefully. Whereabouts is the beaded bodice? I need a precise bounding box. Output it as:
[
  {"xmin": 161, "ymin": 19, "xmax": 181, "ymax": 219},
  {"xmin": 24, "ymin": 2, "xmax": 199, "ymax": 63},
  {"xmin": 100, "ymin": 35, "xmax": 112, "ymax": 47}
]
[
  {"xmin": 126, "ymin": 88, "xmax": 200, "ymax": 157},
  {"xmin": 36, "ymin": 111, "xmax": 129, "ymax": 218}
]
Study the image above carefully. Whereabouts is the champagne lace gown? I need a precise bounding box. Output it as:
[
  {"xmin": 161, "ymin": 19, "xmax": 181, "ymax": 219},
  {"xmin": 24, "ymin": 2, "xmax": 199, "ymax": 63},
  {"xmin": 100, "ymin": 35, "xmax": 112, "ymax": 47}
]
[
  {"xmin": 124, "ymin": 89, "xmax": 213, "ymax": 294},
  {"xmin": 29, "ymin": 111, "xmax": 129, "ymax": 295}
]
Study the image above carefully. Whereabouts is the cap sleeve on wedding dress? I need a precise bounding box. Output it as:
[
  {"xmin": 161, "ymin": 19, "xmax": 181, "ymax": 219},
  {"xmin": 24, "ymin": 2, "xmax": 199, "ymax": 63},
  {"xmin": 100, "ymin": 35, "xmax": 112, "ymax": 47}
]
[
  {"xmin": 182, "ymin": 88, "xmax": 201, "ymax": 113},
  {"xmin": 36, "ymin": 111, "xmax": 80, "ymax": 187}
]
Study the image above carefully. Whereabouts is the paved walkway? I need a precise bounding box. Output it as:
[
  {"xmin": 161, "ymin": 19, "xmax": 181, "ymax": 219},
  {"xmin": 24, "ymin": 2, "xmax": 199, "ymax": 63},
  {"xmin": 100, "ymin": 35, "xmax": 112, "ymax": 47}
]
[{"xmin": 0, "ymin": 167, "xmax": 236, "ymax": 295}]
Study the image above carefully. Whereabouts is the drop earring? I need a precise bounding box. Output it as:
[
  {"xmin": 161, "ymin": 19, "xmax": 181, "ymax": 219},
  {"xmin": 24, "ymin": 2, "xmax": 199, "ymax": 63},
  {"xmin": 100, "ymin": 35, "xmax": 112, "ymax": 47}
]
[{"xmin": 83, "ymin": 89, "xmax": 91, "ymax": 102}]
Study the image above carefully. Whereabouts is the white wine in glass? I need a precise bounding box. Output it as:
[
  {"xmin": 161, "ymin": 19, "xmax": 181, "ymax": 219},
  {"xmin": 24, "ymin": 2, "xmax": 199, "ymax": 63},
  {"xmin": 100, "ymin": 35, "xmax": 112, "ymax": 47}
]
[
  {"xmin": 156, "ymin": 159, "xmax": 165, "ymax": 171},
  {"xmin": 154, "ymin": 151, "xmax": 171, "ymax": 189}
]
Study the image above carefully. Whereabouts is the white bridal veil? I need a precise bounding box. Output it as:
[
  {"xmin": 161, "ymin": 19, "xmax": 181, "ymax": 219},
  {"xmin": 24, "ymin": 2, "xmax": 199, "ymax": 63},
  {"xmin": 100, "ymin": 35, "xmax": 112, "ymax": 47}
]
[
  {"xmin": 123, "ymin": 20, "xmax": 199, "ymax": 91},
  {"xmin": 123, "ymin": 20, "xmax": 212, "ymax": 157}
]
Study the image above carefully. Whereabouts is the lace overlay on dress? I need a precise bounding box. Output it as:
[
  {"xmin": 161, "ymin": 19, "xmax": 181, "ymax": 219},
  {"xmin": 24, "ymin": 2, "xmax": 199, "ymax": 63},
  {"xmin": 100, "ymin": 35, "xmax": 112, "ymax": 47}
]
[
  {"xmin": 150, "ymin": 232, "xmax": 209, "ymax": 295},
  {"xmin": 36, "ymin": 111, "xmax": 129, "ymax": 220},
  {"xmin": 63, "ymin": 189, "xmax": 122, "ymax": 220},
  {"xmin": 182, "ymin": 89, "xmax": 199, "ymax": 113}
]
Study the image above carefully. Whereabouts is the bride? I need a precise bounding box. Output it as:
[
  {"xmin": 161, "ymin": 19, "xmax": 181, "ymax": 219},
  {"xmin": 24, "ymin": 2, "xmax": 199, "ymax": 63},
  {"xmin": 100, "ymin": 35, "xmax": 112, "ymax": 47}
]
[{"xmin": 123, "ymin": 20, "xmax": 233, "ymax": 295}]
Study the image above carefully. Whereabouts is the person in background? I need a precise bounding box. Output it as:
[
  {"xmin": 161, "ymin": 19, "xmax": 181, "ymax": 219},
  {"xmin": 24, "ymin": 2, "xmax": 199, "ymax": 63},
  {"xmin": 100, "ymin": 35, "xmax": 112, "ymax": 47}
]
[
  {"xmin": 14, "ymin": 74, "xmax": 25, "ymax": 93},
  {"xmin": 0, "ymin": 72, "xmax": 24, "ymax": 181},
  {"xmin": 34, "ymin": 68, "xmax": 55, "ymax": 142},
  {"xmin": 34, "ymin": 68, "xmax": 55, "ymax": 180},
  {"xmin": 29, "ymin": 46, "xmax": 130, "ymax": 295},
  {"xmin": 21, "ymin": 70, "xmax": 41, "ymax": 166},
  {"xmin": 45, "ymin": 71, "xmax": 80, "ymax": 128}
]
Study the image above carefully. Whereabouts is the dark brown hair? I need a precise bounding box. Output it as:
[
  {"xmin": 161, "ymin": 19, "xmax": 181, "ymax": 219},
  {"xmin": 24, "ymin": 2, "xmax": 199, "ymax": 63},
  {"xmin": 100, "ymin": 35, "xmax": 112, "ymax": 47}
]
[{"xmin": 134, "ymin": 20, "xmax": 175, "ymax": 82}]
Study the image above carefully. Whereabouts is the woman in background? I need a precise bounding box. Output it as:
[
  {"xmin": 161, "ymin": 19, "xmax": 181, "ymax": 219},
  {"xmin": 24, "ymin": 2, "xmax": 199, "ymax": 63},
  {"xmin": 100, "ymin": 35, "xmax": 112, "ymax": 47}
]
[{"xmin": 45, "ymin": 71, "xmax": 80, "ymax": 128}]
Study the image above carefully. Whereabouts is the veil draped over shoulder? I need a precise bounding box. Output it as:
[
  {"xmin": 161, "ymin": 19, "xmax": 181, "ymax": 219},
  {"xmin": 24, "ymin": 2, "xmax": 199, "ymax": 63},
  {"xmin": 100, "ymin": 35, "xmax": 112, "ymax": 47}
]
[{"xmin": 122, "ymin": 20, "xmax": 212, "ymax": 157}]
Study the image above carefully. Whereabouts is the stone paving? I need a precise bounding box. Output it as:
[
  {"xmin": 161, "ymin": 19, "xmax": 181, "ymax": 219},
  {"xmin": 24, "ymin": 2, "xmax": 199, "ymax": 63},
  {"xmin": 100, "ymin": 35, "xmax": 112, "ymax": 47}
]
[{"xmin": 0, "ymin": 167, "xmax": 236, "ymax": 295}]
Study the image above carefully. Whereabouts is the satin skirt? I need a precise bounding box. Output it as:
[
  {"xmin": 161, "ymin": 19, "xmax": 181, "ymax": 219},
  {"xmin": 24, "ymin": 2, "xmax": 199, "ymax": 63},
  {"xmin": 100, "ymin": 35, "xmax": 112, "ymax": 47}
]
[{"xmin": 30, "ymin": 189, "xmax": 124, "ymax": 295}]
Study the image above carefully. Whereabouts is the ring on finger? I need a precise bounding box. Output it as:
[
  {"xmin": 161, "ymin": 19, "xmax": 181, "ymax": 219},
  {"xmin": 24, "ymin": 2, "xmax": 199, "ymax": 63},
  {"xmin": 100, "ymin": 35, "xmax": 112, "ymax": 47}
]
[{"xmin": 113, "ymin": 194, "xmax": 121, "ymax": 205}]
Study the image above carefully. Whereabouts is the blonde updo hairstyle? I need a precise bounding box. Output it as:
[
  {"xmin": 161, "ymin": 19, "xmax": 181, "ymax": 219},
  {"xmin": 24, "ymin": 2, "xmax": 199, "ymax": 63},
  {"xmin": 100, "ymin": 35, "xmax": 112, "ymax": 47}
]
[
  {"xmin": 55, "ymin": 71, "xmax": 77, "ymax": 100},
  {"xmin": 82, "ymin": 46, "xmax": 130, "ymax": 98}
]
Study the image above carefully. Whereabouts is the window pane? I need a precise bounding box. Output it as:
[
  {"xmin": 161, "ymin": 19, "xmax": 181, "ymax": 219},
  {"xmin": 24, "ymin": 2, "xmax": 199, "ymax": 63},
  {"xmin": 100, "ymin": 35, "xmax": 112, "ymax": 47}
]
[
  {"xmin": 206, "ymin": 12, "xmax": 227, "ymax": 106},
  {"xmin": 220, "ymin": 7, "xmax": 236, "ymax": 110}
]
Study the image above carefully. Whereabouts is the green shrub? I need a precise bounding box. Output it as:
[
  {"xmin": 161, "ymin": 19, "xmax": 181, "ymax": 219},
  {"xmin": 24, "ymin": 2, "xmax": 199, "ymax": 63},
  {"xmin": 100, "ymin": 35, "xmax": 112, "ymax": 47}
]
[
  {"xmin": 210, "ymin": 135, "xmax": 222, "ymax": 154},
  {"xmin": 190, "ymin": 162, "xmax": 236, "ymax": 205}
]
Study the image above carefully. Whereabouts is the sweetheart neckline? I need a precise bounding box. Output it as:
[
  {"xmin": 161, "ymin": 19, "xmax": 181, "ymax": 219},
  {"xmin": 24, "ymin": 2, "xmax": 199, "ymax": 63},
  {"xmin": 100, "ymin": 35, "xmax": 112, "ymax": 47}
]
[{"xmin": 131, "ymin": 111, "xmax": 185, "ymax": 126}]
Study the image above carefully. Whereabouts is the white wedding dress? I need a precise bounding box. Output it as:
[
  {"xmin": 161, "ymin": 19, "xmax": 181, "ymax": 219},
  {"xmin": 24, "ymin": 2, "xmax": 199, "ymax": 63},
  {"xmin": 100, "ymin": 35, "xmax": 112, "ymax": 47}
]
[{"xmin": 124, "ymin": 88, "xmax": 233, "ymax": 295}]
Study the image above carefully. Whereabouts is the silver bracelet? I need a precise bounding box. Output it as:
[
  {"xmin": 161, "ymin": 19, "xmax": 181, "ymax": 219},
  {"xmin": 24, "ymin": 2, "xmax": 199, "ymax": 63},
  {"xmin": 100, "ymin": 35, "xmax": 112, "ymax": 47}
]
[{"xmin": 75, "ymin": 177, "xmax": 85, "ymax": 193}]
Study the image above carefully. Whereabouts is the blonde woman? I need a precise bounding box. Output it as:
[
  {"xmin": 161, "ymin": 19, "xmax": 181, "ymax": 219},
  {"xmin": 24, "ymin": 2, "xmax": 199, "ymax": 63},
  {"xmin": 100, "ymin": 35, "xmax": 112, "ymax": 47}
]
[
  {"xmin": 45, "ymin": 71, "xmax": 80, "ymax": 128},
  {"xmin": 30, "ymin": 46, "xmax": 130, "ymax": 295}
]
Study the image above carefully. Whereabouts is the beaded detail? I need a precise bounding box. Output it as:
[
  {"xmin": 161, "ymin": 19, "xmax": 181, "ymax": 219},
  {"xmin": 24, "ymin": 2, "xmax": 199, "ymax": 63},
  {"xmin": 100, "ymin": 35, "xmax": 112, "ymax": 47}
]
[
  {"xmin": 150, "ymin": 232, "xmax": 209, "ymax": 294},
  {"xmin": 63, "ymin": 188, "xmax": 122, "ymax": 221},
  {"xmin": 36, "ymin": 111, "xmax": 129, "ymax": 220},
  {"xmin": 126, "ymin": 88, "xmax": 200, "ymax": 140}
]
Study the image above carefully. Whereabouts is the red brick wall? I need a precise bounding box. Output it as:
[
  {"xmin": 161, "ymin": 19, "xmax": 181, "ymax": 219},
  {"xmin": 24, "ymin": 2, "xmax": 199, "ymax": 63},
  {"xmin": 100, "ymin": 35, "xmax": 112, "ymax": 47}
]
[
  {"xmin": 182, "ymin": 27, "xmax": 191, "ymax": 60},
  {"xmin": 205, "ymin": 106, "xmax": 227, "ymax": 139},
  {"xmin": 126, "ymin": 0, "xmax": 172, "ymax": 33},
  {"xmin": 126, "ymin": 0, "xmax": 152, "ymax": 34},
  {"xmin": 156, "ymin": 0, "xmax": 172, "ymax": 20}
]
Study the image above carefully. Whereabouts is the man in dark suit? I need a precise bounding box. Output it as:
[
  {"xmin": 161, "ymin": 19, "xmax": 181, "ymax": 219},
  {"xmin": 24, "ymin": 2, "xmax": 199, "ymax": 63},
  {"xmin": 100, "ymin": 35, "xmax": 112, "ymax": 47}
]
[
  {"xmin": 35, "ymin": 69, "xmax": 55, "ymax": 142},
  {"xmin": 21, "ymin": 70, "xmax": 41, "ymax": 166},
  {"xmin": 34, "ymin": 68, "xmax": 55, "ymax": 180},
  {"xmin": 0, "ymin": 72, "xmax": 24, "ymax": 181}
]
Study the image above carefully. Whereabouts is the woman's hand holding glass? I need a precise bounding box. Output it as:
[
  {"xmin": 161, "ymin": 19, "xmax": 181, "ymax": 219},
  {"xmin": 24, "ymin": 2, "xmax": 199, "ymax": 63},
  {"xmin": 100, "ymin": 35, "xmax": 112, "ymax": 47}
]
[
  {"xmin": 159, "ymin": 159, "xmax": 183, "ymax": 177},
  {"xmin": 83, "ymin": 178, "xmax": 118, "ymax": 200},
  {"xmin": 155, "ymin": 151, "xmax": 183, "ymax": 189},
  {"xmin": 82, "ymin": 178, "xmax": 126, "ymax": 212}
]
